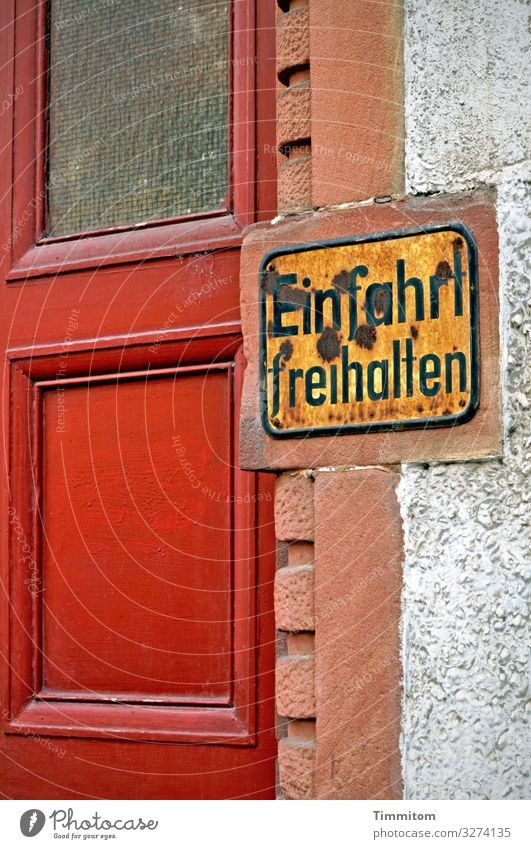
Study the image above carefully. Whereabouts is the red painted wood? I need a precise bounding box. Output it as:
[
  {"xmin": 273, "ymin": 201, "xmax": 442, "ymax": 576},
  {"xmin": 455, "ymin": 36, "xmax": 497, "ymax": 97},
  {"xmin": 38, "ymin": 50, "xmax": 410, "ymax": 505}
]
[
  {"xmin": 0, "ymin": 0, "xmax": 278, "ymax": 799},
  {"xmin": 41, "ymin": 372, "xmax": 233, "ymax": 702}
]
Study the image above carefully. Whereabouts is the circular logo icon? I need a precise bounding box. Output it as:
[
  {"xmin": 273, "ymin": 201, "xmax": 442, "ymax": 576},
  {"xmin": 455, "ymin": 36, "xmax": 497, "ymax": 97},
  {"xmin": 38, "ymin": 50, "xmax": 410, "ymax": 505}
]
[{"xmin": 20, "ymin": 809, "xmax": 46, "ymax": 837}]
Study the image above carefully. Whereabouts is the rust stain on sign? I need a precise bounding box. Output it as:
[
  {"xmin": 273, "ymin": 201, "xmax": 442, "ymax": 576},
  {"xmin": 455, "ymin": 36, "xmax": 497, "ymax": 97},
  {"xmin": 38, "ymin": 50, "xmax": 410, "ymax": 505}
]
[{"xmin": 260, "ymin": 225, "xmax": 479, "ymax": 438}]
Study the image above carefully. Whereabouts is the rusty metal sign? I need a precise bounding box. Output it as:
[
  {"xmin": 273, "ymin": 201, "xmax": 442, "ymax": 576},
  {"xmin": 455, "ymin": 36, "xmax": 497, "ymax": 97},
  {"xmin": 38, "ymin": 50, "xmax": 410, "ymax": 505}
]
[{"xmin": 260, "ymin": 224, "xmax": 479, "ymax": 438}]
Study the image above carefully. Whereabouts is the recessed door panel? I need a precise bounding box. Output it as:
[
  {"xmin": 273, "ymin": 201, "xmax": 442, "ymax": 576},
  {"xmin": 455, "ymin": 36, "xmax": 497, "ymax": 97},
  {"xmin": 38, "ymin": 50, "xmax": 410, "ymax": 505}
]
[
  {"xmin": 7, "ymin": 350, "xmax": 262, "ymax": 748},
  {"xmin": 41, "ymin": 370, "xmax": 232, "ymax": 702}
]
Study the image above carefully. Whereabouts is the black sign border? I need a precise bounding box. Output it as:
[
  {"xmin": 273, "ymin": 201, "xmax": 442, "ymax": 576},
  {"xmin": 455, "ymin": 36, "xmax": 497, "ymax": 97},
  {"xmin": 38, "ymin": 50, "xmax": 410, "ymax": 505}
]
[{"xmin": 259, "ymin": 222, "xmax": 479, "ymax": 439}]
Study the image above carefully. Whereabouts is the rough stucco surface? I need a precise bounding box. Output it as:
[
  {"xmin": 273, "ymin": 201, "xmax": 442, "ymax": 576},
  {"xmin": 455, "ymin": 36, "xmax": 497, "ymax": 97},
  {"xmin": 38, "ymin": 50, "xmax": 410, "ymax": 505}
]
[
  {"xmin": 405, "ymin": 0, "xmax": 530, "ymax": 193},
  {"xmin": 401, "ymin": 0, "xmax": 530, "ymax": 799},
  {"xmin": 399, "ymin": 172, "xmax": 530, "ymax": 798}
]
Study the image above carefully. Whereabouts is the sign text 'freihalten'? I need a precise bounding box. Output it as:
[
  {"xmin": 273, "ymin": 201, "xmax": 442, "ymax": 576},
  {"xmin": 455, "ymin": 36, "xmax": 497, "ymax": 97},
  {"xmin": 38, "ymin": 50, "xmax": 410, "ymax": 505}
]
[{"xmin": 260, "ymin": 225, "xmax": 479, "ymax": 438}]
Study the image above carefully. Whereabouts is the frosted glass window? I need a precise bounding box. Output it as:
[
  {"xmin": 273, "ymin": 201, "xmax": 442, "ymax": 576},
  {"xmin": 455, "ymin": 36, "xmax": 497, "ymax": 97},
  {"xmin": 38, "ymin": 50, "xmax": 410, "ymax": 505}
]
[{"xmin": 47, "ymin": 0, "xmax": 229, "ymax": 236}]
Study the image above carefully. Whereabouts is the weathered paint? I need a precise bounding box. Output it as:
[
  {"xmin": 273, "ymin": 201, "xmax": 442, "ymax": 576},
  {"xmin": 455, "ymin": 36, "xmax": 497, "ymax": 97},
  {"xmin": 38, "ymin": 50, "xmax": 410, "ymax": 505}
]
[{"xmin": 261, "ymin": 226, "xmax": 478, "ymax": 437}]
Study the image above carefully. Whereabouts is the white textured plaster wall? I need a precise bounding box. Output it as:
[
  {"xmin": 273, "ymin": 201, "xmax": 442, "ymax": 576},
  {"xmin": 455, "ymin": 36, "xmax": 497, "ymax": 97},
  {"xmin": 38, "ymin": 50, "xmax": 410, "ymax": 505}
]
[
  {"xmin": 402, "ymin": 0, "xmax": 530, "ymax": 800},
  {"xmin": 400, "ymin": 172, "xmax": 530, "ymax": 799},
  {"xmin": 405, "ymin": 0, "xmax": 530, "ymax": 194}
]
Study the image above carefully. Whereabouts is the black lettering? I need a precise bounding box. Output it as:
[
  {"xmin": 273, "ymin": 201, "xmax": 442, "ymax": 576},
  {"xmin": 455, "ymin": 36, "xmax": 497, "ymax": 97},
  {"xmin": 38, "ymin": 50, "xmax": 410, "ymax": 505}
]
[
  {"xmin": 367, "ymin": 360, "xmax": 389, "ymax": 400},
  {"xmin": 268, "ymin": 352, "xmax": 283, "ymax": 416},
  {"xmin": 429, "ymin": 275, "xmax": 448, "ymax": 319},
  {"xmin": 365, "ymin": 282, "xmax": 393, "ymax": 326},
  {"xmin": 445, "ymin": 351, "xmax": 467, "ymax": 392},
  {"xmin": 401, "ymin": 337, "xmax": 417, "ymax": 397},
  {"xmin": 273, "ymin": 273, "xmax": 299, "ymax": 336},
  {"xmin": 453, "ymin": 247, "xmax": 465, "ymax": 316},
  {"xmin": 289, "ymin": 368, "xmax": 303, "ymax": 406},
  {"xmin": 341, "ymin": 345, "xmax": 363, "ymax": 402},
  {"xmin": 392, "ymin": 339, "xmax": 401, "ymax": 398},
  {"xmin": 314, "ymin": 289, "xmax": 341, "ymax": 333},
  {"xmin": 330, "ymin": 363, "xmax": 338, "ymax": 404},
  {"xmin": 348, "ymin": 265, "xmax": 368, "ymax": 340},
  {"xmin": 419, "ymin": 354, "xmax": 441, "ymax": 396},
  {"xmin": 397, "ymin": 259, "xmax": 425, "ymax": 322},
  {"xmin": 305, "ymin": 366, "xmax": 326, "ymax": 406}
]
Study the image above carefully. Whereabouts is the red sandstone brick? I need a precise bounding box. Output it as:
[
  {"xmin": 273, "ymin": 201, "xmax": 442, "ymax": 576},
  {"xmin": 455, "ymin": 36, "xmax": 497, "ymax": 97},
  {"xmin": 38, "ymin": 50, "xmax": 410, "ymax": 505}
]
[
  {"xmin": 275, "ymin": 564, "xmax": 315, "ymax": 632},
  {"xmin": 276, "ymin": 7, "xmax": 310, "ymax": 85},
  {"xmin": 275, "ymin": 473, "xmax": 315, "ymax": 541},
  {"xmin": 276, "ymin": 654, "xmax": 315, "ymax": 718},
  {"xmin": 287, "ymin": 541, "xmax": 314, "ymax": 567},
  {"xmin": 310, "ymin": 0, "xmax": 404, "ymax": 205},
  {"xmin": 278, "ymin": 737, "xmax": 315, "ymax": 800},
  {"xmin": 277, "ymin": 154, "xmax": 312, "ymax": 212},
  {"xmin": 314, "ymin": 468, "xmax": 403, "ymax": 799},
  {"xmin": 277, "ymin": 82, "xmax": 311, "ymax": 150},
  {"xmin": 288, "ymin": 718, "xmax": 316, "ymax": 740},
  {"xmin": 287, "ymin": 632, "xmax": 314, "ymax": 654}
]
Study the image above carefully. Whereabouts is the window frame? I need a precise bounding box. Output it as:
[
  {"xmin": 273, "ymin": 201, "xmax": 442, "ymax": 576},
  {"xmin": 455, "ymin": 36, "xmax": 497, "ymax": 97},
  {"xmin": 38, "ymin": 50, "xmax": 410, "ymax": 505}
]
[{"xmin": 5, "ymin": 0, "xmax": 256, "ymax": 279}]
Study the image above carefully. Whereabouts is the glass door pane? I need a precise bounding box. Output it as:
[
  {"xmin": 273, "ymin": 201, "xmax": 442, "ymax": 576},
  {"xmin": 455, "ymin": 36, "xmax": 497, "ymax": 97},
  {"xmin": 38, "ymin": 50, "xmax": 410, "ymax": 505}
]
[{"xmin": 47, "ymin": 0, "xmax": 229, "ymax": 236}]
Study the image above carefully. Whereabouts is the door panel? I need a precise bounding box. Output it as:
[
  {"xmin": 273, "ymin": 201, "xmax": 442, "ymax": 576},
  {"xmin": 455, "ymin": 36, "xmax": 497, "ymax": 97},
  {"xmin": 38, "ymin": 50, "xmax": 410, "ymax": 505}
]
[
  {"xmin": 0, "ymin": 0, "xmax": 277, "ymax": 799},
  {"xmin": 41, "ymin": 371, "xmax": 233, "ymax": 702}
]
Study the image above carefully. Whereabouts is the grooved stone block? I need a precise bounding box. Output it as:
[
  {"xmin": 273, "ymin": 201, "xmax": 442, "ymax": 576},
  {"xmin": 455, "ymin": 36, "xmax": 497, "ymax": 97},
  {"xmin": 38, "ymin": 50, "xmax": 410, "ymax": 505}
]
[
  {"xmin": 278, "ymin": 737, "xmax": 316, "ymax": 800},
  {"xmin": 288, "ymin": 541, "xmax": 314, "ymax": 567},
  {"xmin": 276, "ymin": 7, "xmax": 310, "ymax": 85},
  {"xmin": 275, "ymin": 474, "xmax": 315, "ymax": 541},
  {"xmin": 314, "ymin": 468, "xmax": 403, "ymax": 799},
  {"xmin": 277, "ymin": 82, "xmax": 311, "ymax": 149},
  {"xmin": 276, "ymin": 654, "xmax": 315, "ymax": 718},
  {"xmin": 275, "ymin": 564, "xmax": 315, "ymax": 632},
  {"xmin": 277, "ymin": 154, "xmax": 312, "ymax": 212}
]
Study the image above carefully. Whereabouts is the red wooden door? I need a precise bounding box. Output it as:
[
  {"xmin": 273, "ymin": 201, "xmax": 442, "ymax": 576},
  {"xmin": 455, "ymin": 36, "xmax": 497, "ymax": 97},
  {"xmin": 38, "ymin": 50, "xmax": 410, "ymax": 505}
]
[{"xmin": 0, "ymin": 0, "xmax": 277, "ymax": 799}]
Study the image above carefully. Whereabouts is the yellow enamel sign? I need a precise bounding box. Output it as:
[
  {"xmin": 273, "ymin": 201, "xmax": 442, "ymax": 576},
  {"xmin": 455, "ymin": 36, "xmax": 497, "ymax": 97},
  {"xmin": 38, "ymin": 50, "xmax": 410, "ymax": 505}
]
[{"xmin": 260, "ymin": 225, "xmax": 479, "ymax": 437}]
